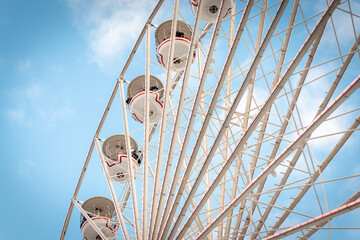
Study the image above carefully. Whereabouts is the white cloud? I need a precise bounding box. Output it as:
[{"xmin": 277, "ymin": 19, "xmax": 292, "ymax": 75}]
[
  {"xmin": 320, "ymin": 1, "xmax": 360, "ymax": 47},
  {"xmin": 6, "ymin": 83, "xmax": 75, "ymax": 127},
  {"xmin": 66, "ymin": 0, "xmax": 157, "ymax": 69},
  {"xmin": 18, "ymin": 159, "xmax": 37, "ymax": 179},
  {"xmin": 295, "ymin": 67, "xmax": 350, "ymax": 149},
  {"xmin": 16, "ymin": 59, "xmax": 32, "ymax": 73},
  {"xmin": 26, "ymin": 84, "xmax": 41, "ymax": 99},
  {"xmin": 7, "ymin": 109, "xmax": 26, "ymax": 124}
]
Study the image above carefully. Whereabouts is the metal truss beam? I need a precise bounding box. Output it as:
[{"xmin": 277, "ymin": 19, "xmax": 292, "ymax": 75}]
[
  {"xmin": 161, "ymin": 0, "xmax": 257, "ymax": 238},
  {"xmin": 196, "ymin": 74, "xmax": 360, "ymax": 239},
  {"xmin": 245, "ymin": 20, "xmax": 326, "ymax": 240},
  {"xmin": 176, "ymin": 0, "xmax": 340, "ymax": 238},
  {"xmin": 264, "ymin": 199, "xmax": 360, "ymax": 240},
  {"xmin": 149, "ymin": 0, "xmax": 180, "ymax": 239},
  {"xmin": 158, "ymin": 0, "xmax": 241, "ymax": 238},
  {"xmin": 175, "ymin": 0, "xmax": 292, "ymax": 238},
  {"xmin": 151, "ymin": 0, "xmax": 204, "ymax": 238},
  {"xmin": 119, "ymin": 80, "xmax": 141, "ymax": 239},
  {"xmin": 143, "ymin": 22, "xmax": 151, "ymax": 240},
  {"xmin": 59, "ymin": 1, "xmax": 165, "ymax": 239},
  {"xmin": 95, "ymin": 139, "xmax": 129, "ymax": 240},
  {"xmin": 301, "ymin": 190, "xmax": 360, "ymax": 239},
  {"xmin": 261, "ymin": 30, "xmax": 360, "ymax": 238},
  {"xmin": 230, "ymin": 1, "xmax": 301, "ymax": 236},
  {"xmin": 266, "ymin": 114, "xmax": 360, "ymax": 238}
]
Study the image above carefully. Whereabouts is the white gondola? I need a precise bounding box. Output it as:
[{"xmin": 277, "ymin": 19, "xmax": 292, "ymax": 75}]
[
  {"xmin": 189, "ymin": 0, "xmax": 233, "ymax": 23},
  {"xmin": 155, "ymin": 20, "xmax": 194, "ymax": 72},
  {"xmin": 80, "ymin": 196, "xmax": 118, "ymax": 240},
  {"xmin": 102, "ymin": 134, "xmax": 141, "ymax": 182},
  {"xmin": 127, "ymin": 75, "xmax": 164, "ymax": 125}
]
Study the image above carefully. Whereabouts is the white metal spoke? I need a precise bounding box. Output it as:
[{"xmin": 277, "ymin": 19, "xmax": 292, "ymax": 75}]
[{"xmin": 61, "ymin": 0, "xmax": 360, "ymax": 239}]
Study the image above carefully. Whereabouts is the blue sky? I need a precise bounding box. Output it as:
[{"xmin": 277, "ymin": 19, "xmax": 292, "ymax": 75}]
[
  {"xmin": 0, "ymin": 0, "xmax": 158, "ymax": 238},
  {"xmin": 1, "ymin": 0, "xmax": 360, "ymax": 239}
]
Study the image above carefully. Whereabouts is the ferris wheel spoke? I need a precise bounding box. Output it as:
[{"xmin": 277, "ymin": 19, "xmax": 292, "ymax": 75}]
[
  {"xmin": 252, "ymin": 31, "xmax": 360, "ymax": 237},
  {"xmin": 94, "ymin": 138, "xmax": 129, "ymax": 240},
  {"xmin": 300, "ymin": 190, "xmax": 360, "ymax": 239},
  {"xmin": 156, "ymin": 2, "xmax": 237, "ymax": 238},
  {"xmin": 178, "ymin": 2, "xmax": 298, "ymax": 237},
  {"xmin": 196, "ymin": 74, "xmax": 360, "ymax": 239},
  {"xmin": 152, "ymin": 4, "xmax": 204, "ymax": 235},
  {"xmin": 197, "ymin": 0, "xmax": 346, "ymax": 233},
  {"xmin": 238, "ymin": 16, "xmax": 327, "ymax": 239},
  {"xmin": 266, "ymin": 114, "xmax": 360, "ymax": 237},
  {"xmin": 149, "ymin": 1, "xmax": 181, "ymax": 238},
  {"xmin": 264, "ymin": 199, "xmax": 360, "ymax": 240},
  {"xmin": 62, "ymin": 0, "xmax": 360, "ymax": 239},
  {"xmin": 161, "ymin": 2, "xmax": 257, "ymax": 238},
  {"xmin": 118, "ymin": 80, "xmax": 141, "ymax": 239},
  {"xmin": 227, "ymin": 0, "xmax": 280, "ymax": 236},
  {"xmin": 173, "ymin": 1, "xmax": 292, "ymax": 238}
]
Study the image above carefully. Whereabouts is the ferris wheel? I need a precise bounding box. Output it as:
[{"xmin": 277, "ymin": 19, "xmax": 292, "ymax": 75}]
[{"xmin": 60, "ymin": 0, "xmax": 360, "ymax": 239}]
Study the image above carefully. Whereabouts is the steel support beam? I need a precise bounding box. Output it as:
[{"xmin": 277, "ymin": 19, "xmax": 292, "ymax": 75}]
[
  {"xmin": 149, "ymin": 0, "xmax": 180, "ymax": 238},
  {"xmin": 266, "ymin": 114, "xmax": 360, "ymax": 238},
  {"xmin": 95, "ymin": 139, "xmax": 129, "ymax": 240},
  {"xmin": 174, "ymin": 1, "xmax": 290, "ymax": 238},
  {"xmin": 264, "ymin": 199, "xmax": 360, "ymax": 240},
  {"xmin": 301, "ymin": 190, "xmax": 360, "ymax": 239},
  {"xmin": 119, "ymin": 80, "xmax": 141, "ymax": 239},
  {"xmin": 176, "ymin": 1, "xmax": 340, "ymax": 238},
  {"xmin": 244, "ymin": 19, "xmax": 326, "ymax": 240},
  {"xmin": 159, "ymin": 1, "xmax": 256, "ymax": 239},
  {"xmin": 198, "ymin": 46, "xmax": 213, "ymax": 240},
  {"xmin": 152, "ymin": 0, "xmax": 204, "ymax": 237},
  {"xmin": 196, "ymin": 74, "xmax": 360, "ymax": 239},
  {"xmin": 265, "ymin": 30, "xmax": 360, "ymax": 238},
  {"xmin": 60, "ymin": 1, "xmax": 165, "ymax": 239},
  {"xmin": 158, "ymin": 1, "xmax": 239, "ymax": 238},
  {"xmin": 222, "ymin": 2, "xmax": 237, "ymax": 238},
  {"xmin": 142, "ymin": 22, "xmax": 151, "ymax": 240}
]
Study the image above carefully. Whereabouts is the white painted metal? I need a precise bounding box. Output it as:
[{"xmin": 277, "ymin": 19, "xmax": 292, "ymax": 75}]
[
  {"xmin": 143, "ymin": 22, "xmax": 151, "ymax": 240},
  {"xmin": 118, "ymin": 80, "xmax": 141, "ymax": 239},
  {"xmin": 197, "ymin": 46, "xmax": 213, "ymax": 240},
  {"xmin": 264, "ymin": 199, "xmax": 360, "ymax": 240},
  {"xmin": 60, "ymin": 1, "xmax": 165, "ymax": 239},
  {"xmin": 196, "ymin": 75, "xmax": 360, "ymax": 239},
  {"xmin": 301, "ymin": 190, "xmax": 360, "ymax": 239},
  {"xmin": 176, "ymin": 1, "xmax": 341, "ymax": 237},
  {"xmin": 268, "ymin": 114, "xmax": 360, "ymax": 238},
  {"xmin": 220, "ymin": 2, "xmax": 235, "ymax": 237},
  {"xmin": 161, "ymin": 1, "xmax": 256, "ymax": 238},
  {"xmin": 156, "ymin": 2, "xmax": 230, "ymax": 237},
  {"xmin": 174, "ymin": 1, "xmax": 289, "ymax": 238},
  {"xmin": 95, "ymin": 139, "xmax": 129, "ymax": 240},
  {"xmin": 153, "ymin": 0, "xmax": 203, "ymax": 237},
  {"xmin": 62, "ymin": 0, "xmax": 360, "ymax": 239},
  {"xmin": 251, "ymin": 29, "xmax": 360, "ymax": 240},
  {"xmin": 150, "ymin": 1, "xmax": 180, "ymax": 239}
]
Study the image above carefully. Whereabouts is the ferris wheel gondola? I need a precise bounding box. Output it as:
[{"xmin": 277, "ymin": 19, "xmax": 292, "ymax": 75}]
[
  {"xmin": 189, "ymin": 0, "xmax": 233, "ymax": 23},
  {"xmin": 155, "ymin": 19, "xmax": 195, "ymax": 72},
  {"xmin": 127, "ymin": 75, "xmax": 164, "ymax": 125},
  {"xmin": 102, "ymin": 134, "xmax": 141, "ymax": 182},
  {"xmin": 80, "ymin": 196, "xmax": 118, "ymax": 240}
]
